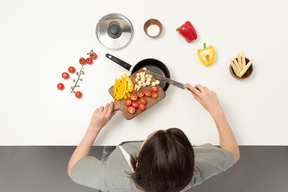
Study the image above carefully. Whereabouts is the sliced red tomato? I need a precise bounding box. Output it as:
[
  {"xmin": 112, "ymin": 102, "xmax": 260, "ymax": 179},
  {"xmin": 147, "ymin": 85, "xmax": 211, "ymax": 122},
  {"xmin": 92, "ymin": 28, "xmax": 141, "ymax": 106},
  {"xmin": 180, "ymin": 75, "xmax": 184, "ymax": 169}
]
[
  {"xmin": 68, "ymin": 66, "xmax": 76, "ymax": 73},
  {"xmin": 57, "ymin": 83, "xmax": 64, "ymax": 90},
  {"xmin": 140, "ymin": 97, "xmax": 147, "ymax": 105},
  {"xmin": 132, "ymin": 102, "xmax": 139, "ymax": 108},
  {"xmin": 151, "ymin": 86, "xmax": 158, "ymax": 92},
  {"xmin": 151, "ymin": 92, "xmax": 158, "ymax": 99},
  {"xmin": 128, "ymin": 106, "xmax": 136, "ymax": 114},
  {"xmin": 130, "ymin": 94, "xmax": 138, "ymax": 101},
  {"xmin": 125, "ymin": 99, "xmax": 132, "ymax": 106},
  {"xmin": 90, "ymin": 52, "xmax": 97, "ymax": 60},
  {"xmin": 144, "ymin": 90, "xmax": 152, "ymax": 97},
  {"xmin": 86, "ymin": 57, "xmax": 93, "ymax": 64},
  {"xmin": 75, "ymin": 91, "xmax": 82, "ymax": 99},
  {"xmin": 62, "ymin": 72, "xmax": 69, "ymax": 79},
  {"xmin": 137, "ymin": 91, "xmax": 144, "ymax": 98},
  {"xmin": 138, "ymin": 104, "xmax": 146, "ymax": 111},
  {"xmin": 79, "ymin": 57, "xmax": 86, "ymax": 65}
]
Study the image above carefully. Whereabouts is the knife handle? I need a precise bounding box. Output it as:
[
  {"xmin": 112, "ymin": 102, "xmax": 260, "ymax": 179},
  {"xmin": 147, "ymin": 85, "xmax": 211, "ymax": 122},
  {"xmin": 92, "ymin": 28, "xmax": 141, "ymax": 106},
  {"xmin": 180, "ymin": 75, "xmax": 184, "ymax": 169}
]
[{"xmin": 185, "ymin": 85, "xmax": 200, "ymax": 94}]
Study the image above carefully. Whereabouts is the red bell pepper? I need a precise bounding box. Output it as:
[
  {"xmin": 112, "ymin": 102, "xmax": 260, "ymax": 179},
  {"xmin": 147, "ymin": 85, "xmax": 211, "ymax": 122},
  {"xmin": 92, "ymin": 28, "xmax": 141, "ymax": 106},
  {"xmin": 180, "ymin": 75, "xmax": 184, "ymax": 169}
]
[{"xmin": 176, "ymin": 21, "xmax": 197, "ymax": 43}]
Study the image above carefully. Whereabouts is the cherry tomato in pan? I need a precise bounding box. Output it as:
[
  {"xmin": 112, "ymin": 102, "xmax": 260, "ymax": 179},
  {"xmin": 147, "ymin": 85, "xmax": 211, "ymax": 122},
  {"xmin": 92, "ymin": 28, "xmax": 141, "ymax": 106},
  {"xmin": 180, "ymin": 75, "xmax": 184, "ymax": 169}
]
[
  {"xmin": 130, "ymin": 94, "xmax": 138, "ymax": 101},
  {"xmin": 68, "ymin": 66, "xmax": 76, "ymax": 73},
  {"xmin": 75, "ymin": 91, "xmax": 82, "ymax": 99},
  {"xmin": 128, "ymin": 106, "xmax": 136, "ymax": 114},
  {"xmin": 62, "ymin": 72, "xmax": 69, "ymax": 79},
  {"xmin": 90, "ymin": 52, "xmax": 97, "ymax": 60},
  {"xmin": 125, "ymin": 99, "xmax": 132, "ymax": 106},
  {"xmin": 57, "ymin": 83, "xmax": 64, "ymax": 90},
  {"xmin": 151, "ymin": 86, "xmax": 158, "ymax": 92},
  {"xmin": 144, "ymin": 90, "xmax": 152, "ymax": 97},
  {"xmin": 132, "ymin": 102, "xmax": 139, "ymax": 108},
  {"xmin": 138, "ymin": 104, "xmax": 146, "ymax": 111},
  {"xmin": 137, "ymin": 91, "xmax": 144, "ymax": 98},
  {"xmin": 86, "ymin": 57, "xmax": 93, "ymax": 64},
  {"xmin": 151, "ymin": 92, "xmax": 158, "ymax": 99},
  {"xmin": 140, "ymin": 97, "xmax": 147, "ymax": 105},
  {"xmin": 79, "ymin": 57, "xmax": 86, "ymax": 65}
]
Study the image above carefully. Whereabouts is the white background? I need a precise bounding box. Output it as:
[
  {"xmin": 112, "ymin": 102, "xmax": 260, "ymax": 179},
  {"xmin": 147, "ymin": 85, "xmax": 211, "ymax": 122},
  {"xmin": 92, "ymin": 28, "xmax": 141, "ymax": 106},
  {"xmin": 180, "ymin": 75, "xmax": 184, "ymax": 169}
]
[{"xmin": 0, "ymin": 0, "xmax": 287, "ymax": 145}]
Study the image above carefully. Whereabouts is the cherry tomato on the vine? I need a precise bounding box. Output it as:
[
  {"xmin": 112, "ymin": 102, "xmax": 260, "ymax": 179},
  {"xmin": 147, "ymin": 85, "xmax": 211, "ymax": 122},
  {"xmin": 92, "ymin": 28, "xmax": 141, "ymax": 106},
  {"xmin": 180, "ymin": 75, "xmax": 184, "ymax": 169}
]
[
  {"xmin": 62, "ymin": 72, "xmax": 69, "ymax": 79},
  {"xmin": 57, "ymin": 83, "xmax": 64, "ymax": 90},
  {"xmin": 68, "ymin": 66, "xmax": 76, "ymax": 73},
  {"xmin": 75, "ymin": 91, "xmax": 82, "ymax": 99},
  {"xmin": 86, "ymin": 57, "xmax": 93, "ymax": 64},
  {"xmin": 79, "ymin": 57, "xmax": 86, "ymax": 65},
  {"xmin": 90, "ymin": 52, "xmax": 97, "ymax": 60}
]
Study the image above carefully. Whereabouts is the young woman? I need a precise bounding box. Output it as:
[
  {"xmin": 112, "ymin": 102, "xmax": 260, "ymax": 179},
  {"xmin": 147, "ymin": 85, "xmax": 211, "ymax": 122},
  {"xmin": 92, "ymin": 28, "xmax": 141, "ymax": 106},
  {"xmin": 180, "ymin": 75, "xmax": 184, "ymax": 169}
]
[{"xmin": 68, "ymin": 84, "xmax": 240, "ymax": 192}]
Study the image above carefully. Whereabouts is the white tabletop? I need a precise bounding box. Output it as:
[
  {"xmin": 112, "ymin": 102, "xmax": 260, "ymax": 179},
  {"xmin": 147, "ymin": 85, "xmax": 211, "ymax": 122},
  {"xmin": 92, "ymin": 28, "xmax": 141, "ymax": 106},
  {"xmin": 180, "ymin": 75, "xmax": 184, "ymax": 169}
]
[{"xmin": 1, "ymin": 0, "xmax": 288, "ymax": 145}]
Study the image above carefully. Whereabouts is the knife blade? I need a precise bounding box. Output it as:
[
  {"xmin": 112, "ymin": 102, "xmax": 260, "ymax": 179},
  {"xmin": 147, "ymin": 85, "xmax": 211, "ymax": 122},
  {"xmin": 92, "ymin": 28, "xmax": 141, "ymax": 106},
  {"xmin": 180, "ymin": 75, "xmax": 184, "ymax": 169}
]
[{"xmin": 148, "ymin": 71, "xmax": 193, "ymax": 92}]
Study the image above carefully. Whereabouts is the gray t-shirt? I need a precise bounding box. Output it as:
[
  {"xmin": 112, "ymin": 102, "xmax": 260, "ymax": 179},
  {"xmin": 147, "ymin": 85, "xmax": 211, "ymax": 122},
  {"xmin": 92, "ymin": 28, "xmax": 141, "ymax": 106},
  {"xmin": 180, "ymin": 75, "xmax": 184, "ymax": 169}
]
[{"xmin": 71, "ymin": 142, "xmax": 235, "ymax": 192}]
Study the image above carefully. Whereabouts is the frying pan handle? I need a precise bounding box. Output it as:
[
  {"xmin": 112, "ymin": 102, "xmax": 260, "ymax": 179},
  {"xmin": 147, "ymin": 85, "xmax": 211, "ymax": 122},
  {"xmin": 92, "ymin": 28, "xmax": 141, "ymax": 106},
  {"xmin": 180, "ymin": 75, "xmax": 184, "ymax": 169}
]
[{"xmin": 106, "ymin": 53, "xmax": 132, "ymax": 71}]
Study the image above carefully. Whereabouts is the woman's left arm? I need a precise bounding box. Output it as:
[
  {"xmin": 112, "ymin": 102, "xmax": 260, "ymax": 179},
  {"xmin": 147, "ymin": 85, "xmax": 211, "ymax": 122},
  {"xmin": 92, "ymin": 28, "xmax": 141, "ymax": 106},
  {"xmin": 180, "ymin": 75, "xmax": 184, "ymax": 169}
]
[{"xmin": 67, "ymin": 101, "xmax": 116, "ymax": 177}]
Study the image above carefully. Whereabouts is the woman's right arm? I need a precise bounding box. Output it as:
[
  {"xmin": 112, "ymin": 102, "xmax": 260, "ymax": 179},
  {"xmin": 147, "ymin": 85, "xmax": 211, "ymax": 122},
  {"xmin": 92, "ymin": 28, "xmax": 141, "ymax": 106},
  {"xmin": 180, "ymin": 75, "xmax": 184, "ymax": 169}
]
[{"xmin": 186, "ymin": 84, "xmax": 240, "ymax": 162}]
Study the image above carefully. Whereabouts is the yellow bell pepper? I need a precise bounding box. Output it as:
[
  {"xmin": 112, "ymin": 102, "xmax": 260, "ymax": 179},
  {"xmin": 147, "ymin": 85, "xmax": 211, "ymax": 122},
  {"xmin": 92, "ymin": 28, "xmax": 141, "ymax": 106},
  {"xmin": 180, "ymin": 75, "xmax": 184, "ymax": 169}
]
[
  {"xmin": 113, "ymin": 74, "xmax": 134, "ymax": 100},
  {"xmin": 197, "ymin": 43, "xmax": 215, "ymax": 66},
  {"xmin": 124, "ymin": 73, "xmax": 133, "ymax": 92},
  {"xmin": 117, "ymin": 77, "xmax": 126, "ymax": 99}
]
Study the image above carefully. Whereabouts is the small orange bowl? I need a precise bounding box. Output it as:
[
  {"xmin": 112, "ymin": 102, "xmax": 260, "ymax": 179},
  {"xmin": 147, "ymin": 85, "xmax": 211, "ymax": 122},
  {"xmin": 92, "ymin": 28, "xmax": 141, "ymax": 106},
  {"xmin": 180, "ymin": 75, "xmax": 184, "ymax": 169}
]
[{"xmin": 229, "ymin": 57, "xmax": 253, "ymax": 79}]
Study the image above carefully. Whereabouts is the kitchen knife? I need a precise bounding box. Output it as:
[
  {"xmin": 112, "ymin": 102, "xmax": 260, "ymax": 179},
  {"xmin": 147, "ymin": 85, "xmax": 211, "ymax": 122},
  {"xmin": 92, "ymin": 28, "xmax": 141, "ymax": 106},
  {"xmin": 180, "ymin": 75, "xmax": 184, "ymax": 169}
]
[{"xmin": 148, "ymin": 71, "xmax": 193, "ymax": 93}]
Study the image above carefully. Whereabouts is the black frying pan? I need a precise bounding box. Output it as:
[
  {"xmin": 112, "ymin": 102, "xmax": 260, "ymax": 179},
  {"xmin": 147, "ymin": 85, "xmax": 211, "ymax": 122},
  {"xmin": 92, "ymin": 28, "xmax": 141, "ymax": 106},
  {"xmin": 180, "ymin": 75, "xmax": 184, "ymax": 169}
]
[{"xmin": 106, "ymin": 53, "xmax": 170, "ymax": 91}]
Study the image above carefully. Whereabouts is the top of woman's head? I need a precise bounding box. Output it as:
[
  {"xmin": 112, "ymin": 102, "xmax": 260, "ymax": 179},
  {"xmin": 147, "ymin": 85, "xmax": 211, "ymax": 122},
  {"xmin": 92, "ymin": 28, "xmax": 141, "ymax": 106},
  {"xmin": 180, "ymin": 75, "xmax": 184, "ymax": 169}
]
[{"xmin": 130, "ymin": 128, "xmax": 195, "ymax": 192}]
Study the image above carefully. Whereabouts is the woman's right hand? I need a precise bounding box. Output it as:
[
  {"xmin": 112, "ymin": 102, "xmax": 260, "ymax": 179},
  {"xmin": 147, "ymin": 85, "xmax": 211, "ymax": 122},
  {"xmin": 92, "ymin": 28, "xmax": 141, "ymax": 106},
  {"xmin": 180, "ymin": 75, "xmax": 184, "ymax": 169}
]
[{"xmin": 186, "ymin": 84, "xmax": 223, "ymax": 116}]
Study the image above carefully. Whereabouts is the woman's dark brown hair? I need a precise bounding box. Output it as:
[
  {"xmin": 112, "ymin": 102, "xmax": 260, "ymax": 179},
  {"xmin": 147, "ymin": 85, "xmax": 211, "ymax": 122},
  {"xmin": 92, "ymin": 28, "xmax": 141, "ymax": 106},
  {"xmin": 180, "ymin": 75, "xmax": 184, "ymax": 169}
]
[{"xmin": 130, "ymin": 128, "xmax": 195, "ymax": 192}]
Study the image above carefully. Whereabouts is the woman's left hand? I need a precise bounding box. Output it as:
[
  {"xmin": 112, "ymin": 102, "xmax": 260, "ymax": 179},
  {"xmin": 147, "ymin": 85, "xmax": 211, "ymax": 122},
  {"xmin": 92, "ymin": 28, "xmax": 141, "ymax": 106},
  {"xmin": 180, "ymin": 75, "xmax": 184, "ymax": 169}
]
[{"xmin": 89, "ymin": 101, "xmax": 117, "ymax": 131}]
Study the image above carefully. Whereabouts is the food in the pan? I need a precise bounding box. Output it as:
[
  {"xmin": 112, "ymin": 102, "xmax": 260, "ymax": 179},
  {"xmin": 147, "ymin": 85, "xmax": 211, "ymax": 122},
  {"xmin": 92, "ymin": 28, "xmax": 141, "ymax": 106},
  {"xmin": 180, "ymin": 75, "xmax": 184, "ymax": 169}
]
[
  {"xmin": 176, "ymin": 21, "xmax": 197, "ymax": 43},
  {"xmin": 230, "ymin": 52, "xmax": 254, "ymax": 78},
  {"xmin": 197, "ymin": 42, "xmax": 215, "ymax": 66},
  {"xmin": 134, "ymin": 70, "xmax": 153, "ymax": 91},
  {"xmin": 151, "ymin": 80, "xmax": 160, "ymax": 86}
]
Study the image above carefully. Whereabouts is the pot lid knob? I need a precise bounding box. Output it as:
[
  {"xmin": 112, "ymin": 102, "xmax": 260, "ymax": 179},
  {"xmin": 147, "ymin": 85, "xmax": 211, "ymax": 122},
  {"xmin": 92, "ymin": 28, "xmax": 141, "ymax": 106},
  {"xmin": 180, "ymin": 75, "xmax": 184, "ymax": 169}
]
[{"xmin": 108, "ymin": 24, "xmax": 122, "ymax": 39}]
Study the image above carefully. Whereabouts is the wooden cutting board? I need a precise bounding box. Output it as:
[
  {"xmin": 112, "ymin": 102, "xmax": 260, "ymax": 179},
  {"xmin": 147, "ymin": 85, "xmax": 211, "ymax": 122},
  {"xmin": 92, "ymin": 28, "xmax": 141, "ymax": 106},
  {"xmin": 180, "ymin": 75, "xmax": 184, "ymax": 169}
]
[{"xmin": 109, "ymin": 68, "xmax": 166, "ymax": 120}]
